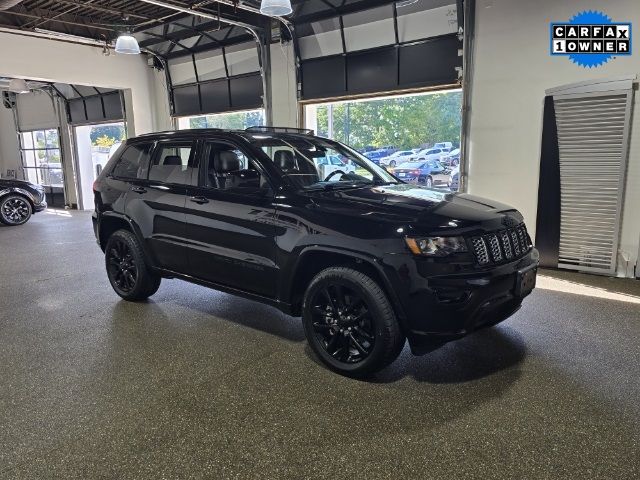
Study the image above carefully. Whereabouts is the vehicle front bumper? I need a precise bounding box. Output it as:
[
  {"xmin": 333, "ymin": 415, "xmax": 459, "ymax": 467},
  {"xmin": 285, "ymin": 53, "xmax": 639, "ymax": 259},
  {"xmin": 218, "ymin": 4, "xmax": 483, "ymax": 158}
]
[
  {"xmin": 33, "ymin": 200, "xmax": 47, "ymax": 212},
  {"xmin": 386, "ymin": 249, "xmax": 539, "ymax": 355}
]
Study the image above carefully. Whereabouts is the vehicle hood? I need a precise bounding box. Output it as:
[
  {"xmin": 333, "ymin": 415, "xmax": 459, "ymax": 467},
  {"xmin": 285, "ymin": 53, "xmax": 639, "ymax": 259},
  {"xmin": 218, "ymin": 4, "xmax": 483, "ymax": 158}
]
[{"xmin": 306, "ymin": 183, "xmax": 521, "ymax": 234}]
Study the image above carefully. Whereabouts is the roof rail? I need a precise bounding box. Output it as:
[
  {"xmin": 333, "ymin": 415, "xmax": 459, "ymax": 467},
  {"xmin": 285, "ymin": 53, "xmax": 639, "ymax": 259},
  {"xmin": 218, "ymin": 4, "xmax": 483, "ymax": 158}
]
[{"xmin": 245, "ymin": 126, "xmax": 315, "ymax": 135}]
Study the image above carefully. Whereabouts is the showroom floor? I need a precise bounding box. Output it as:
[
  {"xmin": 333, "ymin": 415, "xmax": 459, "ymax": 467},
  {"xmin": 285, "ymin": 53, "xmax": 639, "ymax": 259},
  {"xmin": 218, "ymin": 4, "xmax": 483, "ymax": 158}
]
[{"xmin": 1, "ymin": 211, "xmax": 639, "ymax": 479}]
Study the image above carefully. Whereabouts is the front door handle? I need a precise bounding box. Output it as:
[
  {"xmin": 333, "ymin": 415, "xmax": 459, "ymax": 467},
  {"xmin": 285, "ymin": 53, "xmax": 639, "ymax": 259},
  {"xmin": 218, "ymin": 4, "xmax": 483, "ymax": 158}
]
[
  {"xmin": 131, "ymin": 186, "xmax": 147, "ymax": 194},
  {"xmin": 190, "ymin": 196, "xmax": 209, "ymax": 205}
]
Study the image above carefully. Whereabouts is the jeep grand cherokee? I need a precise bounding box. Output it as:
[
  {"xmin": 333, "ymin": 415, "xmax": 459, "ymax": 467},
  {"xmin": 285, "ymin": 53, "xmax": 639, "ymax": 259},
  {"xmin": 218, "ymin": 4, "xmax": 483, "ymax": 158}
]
[{"xmin": 93, "ymin": 127, "xmax": 538, "ymax": 376}]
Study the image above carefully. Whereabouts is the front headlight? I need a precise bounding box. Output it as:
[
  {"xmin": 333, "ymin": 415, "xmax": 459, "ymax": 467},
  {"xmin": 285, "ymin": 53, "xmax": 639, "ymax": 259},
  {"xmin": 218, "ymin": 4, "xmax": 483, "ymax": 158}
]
[{"xmin": 405, "ymin": 236, "xmax": 468, "ymax": 257}]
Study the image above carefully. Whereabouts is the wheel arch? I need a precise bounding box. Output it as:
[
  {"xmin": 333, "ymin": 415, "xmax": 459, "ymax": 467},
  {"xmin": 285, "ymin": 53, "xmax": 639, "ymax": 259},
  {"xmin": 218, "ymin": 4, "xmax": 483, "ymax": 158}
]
[
  {"xmin": 0, "ymin": 188, "xmax": 36, "ymax": 211},
  {"xmin": 99, "ymin": 212, "xmax": 159, "ymax": 269},
  {"xmin": 285, "ymin": 247, "xmax": 408, "ymax": 330}
]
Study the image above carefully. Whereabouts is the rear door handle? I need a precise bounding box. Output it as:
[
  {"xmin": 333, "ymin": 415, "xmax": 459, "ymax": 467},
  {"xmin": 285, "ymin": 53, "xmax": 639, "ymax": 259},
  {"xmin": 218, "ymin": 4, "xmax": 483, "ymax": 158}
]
[
  {"xmin": 190, "ymin": 196, "xmax": 209, "ymax": 205},
  {"xmin": 131, "ymin": 186, "xmax": 147, "ymax": 194}
]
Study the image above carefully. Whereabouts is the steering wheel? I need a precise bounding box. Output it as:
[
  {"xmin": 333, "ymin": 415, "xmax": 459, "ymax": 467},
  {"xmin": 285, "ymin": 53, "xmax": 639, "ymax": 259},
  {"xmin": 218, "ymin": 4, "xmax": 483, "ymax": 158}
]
[{"xmin": 323, "ymin": 170, "xmax": 345, "ymax": 182}]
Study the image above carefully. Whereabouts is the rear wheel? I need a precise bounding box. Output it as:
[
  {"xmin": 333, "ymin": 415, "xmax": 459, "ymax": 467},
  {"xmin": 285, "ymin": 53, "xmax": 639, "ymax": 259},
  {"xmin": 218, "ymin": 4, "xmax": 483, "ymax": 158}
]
[
  {"xmin": 0, "ymin": 195, "xmax": 32, "ymax": 226},
  {"xmin": 105, "ymin": 229, "xmax": 161, "ymax": 301},
  {"xmin": 303, "ymin": 267, "xmax": 405, "ymax": 376},
  {"xmin": 389, "ymin": 160, "xmax": 397, "ymax": 168},
  {"xmin": 425, "ymin": 176, "xmax": 433, "ymax": 188}
]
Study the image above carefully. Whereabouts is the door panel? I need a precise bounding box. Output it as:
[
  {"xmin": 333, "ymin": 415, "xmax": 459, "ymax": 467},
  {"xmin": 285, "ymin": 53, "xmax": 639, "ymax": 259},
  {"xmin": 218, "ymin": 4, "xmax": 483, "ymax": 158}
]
[
  {"xmin": 125, "ymin": 140, "xmax": 197, "ymax": 273},
  {"xmin": 184, "ymin": 140, "xmax": 278, "ymax": 297},
  {"xmin": 126, "ymin": 181, "xmax": 190, "ymax": 272}
]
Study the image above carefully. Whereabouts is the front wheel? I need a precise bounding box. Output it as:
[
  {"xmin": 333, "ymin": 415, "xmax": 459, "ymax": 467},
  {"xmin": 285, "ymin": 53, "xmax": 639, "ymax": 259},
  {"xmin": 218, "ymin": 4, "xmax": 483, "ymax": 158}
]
[
  {"xmin": 389, "ymin": 160, "xmax": 397, "ymax": 168},
  {"xmin": 425, "ymin": 176, "xmax": 433, "ymax": 188},
  {"xmin": 105, "ymin": 229, "xmax": 161, "ymax": 301},
  {"xmin": 302, "ymin": 267, "xmax": 405, "ymax": 376},
  {"xmin": 0, "ymin": 195, "xmax": 32, "ymax": 226}
]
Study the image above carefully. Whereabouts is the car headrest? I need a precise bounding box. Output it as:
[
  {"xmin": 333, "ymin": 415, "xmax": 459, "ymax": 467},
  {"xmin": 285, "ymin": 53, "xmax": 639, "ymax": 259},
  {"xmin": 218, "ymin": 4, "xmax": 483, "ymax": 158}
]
[
  {"xmin": 274, "ymin": 150, "xmax": 295, "ymax": 171},
  {"xmin": 214, "ymin": 150, "xmax": 240, "ymax": 173},
  {"xmin": 163, "ymin": 155, "xmax": 183, "ymax": 166}
]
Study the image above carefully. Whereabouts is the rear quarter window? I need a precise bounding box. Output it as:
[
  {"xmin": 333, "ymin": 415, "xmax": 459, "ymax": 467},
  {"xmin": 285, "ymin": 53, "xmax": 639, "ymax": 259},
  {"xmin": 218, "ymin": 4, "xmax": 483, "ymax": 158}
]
[{"xmin": 111, "ymin": 143, "xmax": 153, "ymax": 179}]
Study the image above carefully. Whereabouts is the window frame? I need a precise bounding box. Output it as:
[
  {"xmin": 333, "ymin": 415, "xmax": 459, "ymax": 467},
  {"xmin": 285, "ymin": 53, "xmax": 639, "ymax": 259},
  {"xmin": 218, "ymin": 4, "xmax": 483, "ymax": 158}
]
[{"xmin": 18, "ymin": 128, "xmax": 64, "ymax": 187}]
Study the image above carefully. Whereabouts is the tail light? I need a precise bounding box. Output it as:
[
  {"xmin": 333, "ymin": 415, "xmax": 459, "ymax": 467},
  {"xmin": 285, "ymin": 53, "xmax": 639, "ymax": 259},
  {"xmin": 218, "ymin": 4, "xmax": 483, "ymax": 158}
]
[{"xmin": 412, "ymin": 170, "xmax": 420, "ymax": 175}]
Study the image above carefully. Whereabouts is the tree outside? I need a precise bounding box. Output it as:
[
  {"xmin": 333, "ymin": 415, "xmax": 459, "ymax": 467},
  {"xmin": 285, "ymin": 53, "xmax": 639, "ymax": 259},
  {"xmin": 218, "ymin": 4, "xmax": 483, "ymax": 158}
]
[
  {"xmin": 314, "ymin": 91, "xmax": 462, "ymax": 151},
  {"xmin": 89, "ymin": 124, "xmax": 126, "ymax": 148}
]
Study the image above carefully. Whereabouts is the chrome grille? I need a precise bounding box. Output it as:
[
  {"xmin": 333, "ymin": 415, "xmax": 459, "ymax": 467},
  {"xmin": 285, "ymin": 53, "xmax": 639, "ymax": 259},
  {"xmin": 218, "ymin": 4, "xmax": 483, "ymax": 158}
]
[
  {"xmin": 471, "ymin": 238, "xmax": 490, "ymax": 265},
  {"xmin": 471, "ymin": 224, "xmax": 532, "ymax": 266}
]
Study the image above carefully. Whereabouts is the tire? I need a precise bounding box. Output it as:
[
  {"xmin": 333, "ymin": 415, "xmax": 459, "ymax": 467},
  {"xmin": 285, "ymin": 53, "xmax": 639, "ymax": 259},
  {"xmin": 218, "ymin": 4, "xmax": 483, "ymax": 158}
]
[
  {"xmin": 425, "ymin": 176, "xmax": 433, "ymax": 188},
  {"xmin": 0, "ymin": 194, "xmax": 32, "ymax": 226},
  {"xmin": 105, "ymin": 229, "xmax": 161, "ymax": 301},
  {"xmin": 302, "ymin": 267, "xmax": 405, "ymax": 376},
  {"xmin": 389, "ymin": 160, "xmax": 396, "ymax": 168}
]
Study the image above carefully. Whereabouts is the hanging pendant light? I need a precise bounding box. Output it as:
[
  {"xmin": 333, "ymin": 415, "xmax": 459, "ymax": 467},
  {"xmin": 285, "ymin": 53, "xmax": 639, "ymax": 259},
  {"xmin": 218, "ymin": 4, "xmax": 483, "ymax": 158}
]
[
  {"xmin": 260, "ymin": 0, "xmax": 292, "ymax": 16},
  {"xmin": 115, "ymin": 33, "xmax": 140, "ymax": 54}
]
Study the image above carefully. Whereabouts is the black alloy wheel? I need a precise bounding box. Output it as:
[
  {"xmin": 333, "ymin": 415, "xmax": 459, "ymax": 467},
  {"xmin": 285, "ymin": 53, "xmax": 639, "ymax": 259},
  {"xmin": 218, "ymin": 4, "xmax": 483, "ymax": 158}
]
[
  {"xmin": 310, "ymin": 283, "xmax": 376, "ymax": 364},
  {"xmin": 303, "ymin": 267, "xmax": 405, "ymax": 376},
  {"xmin": 0, "ymin": 195, "xmax": 32, "ymax": 225},
  {"xmin": 107, "ymin": 237, "xmax": 139, "ymax": 294},
  {"xmin": 105, "ymin": 229, "xmax": 161, "ymax": 301}
]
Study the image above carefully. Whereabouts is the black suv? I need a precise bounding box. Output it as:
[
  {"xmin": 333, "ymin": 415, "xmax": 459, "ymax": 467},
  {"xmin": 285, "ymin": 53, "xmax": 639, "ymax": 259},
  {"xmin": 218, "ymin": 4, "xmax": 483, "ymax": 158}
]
[
  {"xmin": 0, "ymin": 178, "xmax": 47, "ymax": 226},
  {"xmin": 93, "ymin": 127, "xmax": 538, "ymax": 375}
]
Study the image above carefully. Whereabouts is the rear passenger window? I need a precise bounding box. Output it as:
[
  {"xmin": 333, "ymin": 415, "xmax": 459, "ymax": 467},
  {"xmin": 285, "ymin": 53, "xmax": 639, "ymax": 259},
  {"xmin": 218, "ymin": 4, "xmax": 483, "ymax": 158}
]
[
  {"xmin": 148, "ymin": 144, "xmax": 195, "ymax": 185},
  {"xmin": 111, "ymin": 144, "xmax": 152, "ymax": 179}
]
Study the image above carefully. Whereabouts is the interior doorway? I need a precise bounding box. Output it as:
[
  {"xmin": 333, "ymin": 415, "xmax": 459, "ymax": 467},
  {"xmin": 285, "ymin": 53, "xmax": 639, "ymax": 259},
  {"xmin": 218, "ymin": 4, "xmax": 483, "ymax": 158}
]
[{"xmin": 74, "ymin": 122, "xmax": 126, "ymax": 210}]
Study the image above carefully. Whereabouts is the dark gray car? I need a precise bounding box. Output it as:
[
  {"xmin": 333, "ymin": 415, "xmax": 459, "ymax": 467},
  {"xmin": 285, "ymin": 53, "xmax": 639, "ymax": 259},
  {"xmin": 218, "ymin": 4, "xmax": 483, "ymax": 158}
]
[{"xmin": 0, "ymin": 178, "xmax": 47, "ymax": 226}]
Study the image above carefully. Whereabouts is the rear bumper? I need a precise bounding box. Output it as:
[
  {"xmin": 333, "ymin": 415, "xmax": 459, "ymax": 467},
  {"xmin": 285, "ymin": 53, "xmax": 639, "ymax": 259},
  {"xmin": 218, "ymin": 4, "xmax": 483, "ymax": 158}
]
[{"xmin": 393, "ymin": 249, "xmax": 539, "ymax": 355}]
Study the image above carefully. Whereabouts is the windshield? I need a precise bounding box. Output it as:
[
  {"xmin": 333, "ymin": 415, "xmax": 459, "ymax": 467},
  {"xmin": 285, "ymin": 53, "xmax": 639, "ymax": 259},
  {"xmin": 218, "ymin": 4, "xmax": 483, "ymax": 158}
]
[{"xmin": 244, "ymin": 134, "xmax": 399, "ymax": 190}]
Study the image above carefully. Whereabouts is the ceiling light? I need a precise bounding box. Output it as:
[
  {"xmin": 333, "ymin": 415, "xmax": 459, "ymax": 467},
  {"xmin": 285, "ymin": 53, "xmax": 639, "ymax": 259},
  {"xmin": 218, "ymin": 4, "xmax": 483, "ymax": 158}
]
[
  {"xmin": 8, "ymin": 78, "xmax": 29, "ymax": 94},
  {"xmin": 115, "ymin": 34, "xmax": 140, "ymax": 54},
  {"xmin": 260, "ymin": 0, "xmax": 292, "ymax": 16}
]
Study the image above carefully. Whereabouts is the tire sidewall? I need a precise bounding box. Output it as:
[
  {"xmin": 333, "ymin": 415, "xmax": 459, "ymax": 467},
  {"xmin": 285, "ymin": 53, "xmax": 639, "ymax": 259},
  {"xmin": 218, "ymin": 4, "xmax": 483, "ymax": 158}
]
[
  {"xmin": 0, "ymin": 195, "xmax": 32, "ymax": 226},
  {"xmin": 303, "ymin": 270, "xmax": 393, "ymax": 375},
  {"xmin": 105, "ymin": 230, "xmax": 155, "ymax": 300}
]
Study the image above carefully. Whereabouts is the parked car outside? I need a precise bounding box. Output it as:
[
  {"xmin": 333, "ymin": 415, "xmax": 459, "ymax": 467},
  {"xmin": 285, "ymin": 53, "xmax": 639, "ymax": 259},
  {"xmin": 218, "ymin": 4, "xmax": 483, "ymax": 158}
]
[
  {"xmin": 93, "ymin": 127, "xmax": 538, "ymax": 376},
  {"xmin": 0, "ymin": 178, "xmax": 47, "ymax": 226},
  {"xmin": 379, "ymin": 150, "xmax": 415, "ymax": 168},
  {"xmin": 391, "ymin": 160, "xmax": 449, "ymax": 188},
  {"xmin": 363, "ymin": 150, "xmax": 386, "ymax": 165},
  {"xmin": 434, "ymin": 142, "xmax": 453, "ymax": 152},
  {"xmin": 449, "ymin": 166, "xmax": 460, "ymax": 191},
  {"xmin": 441, "ymin": 148, "xmax": 460, "ymax": 167},
  {"xmin": 412, "ymin": 147, "xmax": 445, "ymax": 162},
  {"xmin": 315, "ymin": 154, "xmax": 356, "ymax": 179}
]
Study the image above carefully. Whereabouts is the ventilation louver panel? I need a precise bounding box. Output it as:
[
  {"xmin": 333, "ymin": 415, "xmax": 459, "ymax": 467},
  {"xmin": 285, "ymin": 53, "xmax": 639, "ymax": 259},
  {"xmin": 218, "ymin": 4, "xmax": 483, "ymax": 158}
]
[{"xmin": 553, "ymin": 92, "xmax": 631, "ymax": 274}]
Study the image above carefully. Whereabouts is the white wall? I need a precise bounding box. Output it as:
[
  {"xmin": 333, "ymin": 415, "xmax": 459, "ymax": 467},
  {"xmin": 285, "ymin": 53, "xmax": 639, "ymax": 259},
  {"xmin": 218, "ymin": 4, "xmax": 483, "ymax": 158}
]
[
  {"xmin": 0, "ymin": 32, "xmax": 157, "ymax": 136},
  {"xmin": 0, "ymin": 99, "xmax": 19, "ymax": 179},
  {"xmin": 468, "ymin": 0, "xmax": 640, "ymax": 276},
  {"xmin": 270, "ymin": 42, "xmax": 298, "ymax": 128}
]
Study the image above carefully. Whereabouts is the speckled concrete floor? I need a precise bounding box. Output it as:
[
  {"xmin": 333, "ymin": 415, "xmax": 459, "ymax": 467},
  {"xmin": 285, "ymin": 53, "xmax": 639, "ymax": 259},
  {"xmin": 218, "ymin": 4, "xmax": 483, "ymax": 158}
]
[{"xmin": 1, "ymin": 210, "xmax": 639, "ymax": 479}]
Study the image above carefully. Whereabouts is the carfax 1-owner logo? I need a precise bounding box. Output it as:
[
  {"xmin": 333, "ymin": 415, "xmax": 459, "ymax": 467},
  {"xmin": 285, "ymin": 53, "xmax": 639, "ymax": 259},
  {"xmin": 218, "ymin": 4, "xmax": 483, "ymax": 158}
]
[{"xmin": 551, "ymin": 10, "xmax": 632, "ymax": 68}]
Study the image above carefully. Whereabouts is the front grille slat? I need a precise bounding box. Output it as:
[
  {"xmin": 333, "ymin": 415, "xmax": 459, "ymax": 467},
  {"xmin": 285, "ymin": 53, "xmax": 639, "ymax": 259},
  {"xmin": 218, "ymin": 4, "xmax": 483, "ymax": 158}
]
[{"xmin": 471, "ymin": 223, "xmax": 532, "ymax": 266}]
